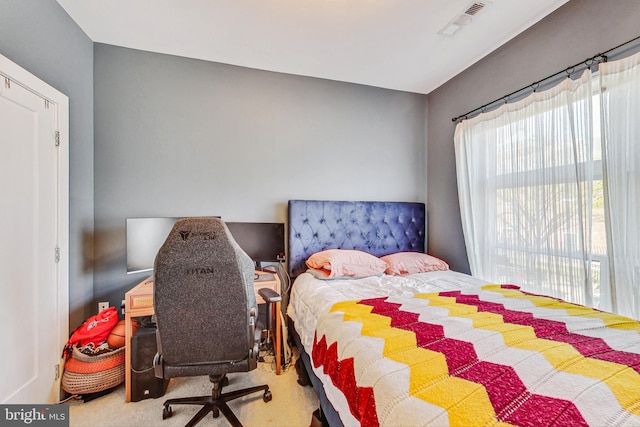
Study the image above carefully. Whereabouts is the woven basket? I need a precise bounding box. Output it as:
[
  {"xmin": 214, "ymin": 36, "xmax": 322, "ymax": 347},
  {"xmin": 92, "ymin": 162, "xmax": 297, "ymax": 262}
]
[{"xmin": 62, "ymin": 346, "xmax": 125, "ymax": 395}]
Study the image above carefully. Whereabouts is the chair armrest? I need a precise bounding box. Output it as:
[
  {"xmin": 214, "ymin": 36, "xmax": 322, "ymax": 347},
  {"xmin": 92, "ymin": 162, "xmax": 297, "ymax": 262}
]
[{"xmin": 258, "ymin": 288, "xmax": 281, "ymax": 303}]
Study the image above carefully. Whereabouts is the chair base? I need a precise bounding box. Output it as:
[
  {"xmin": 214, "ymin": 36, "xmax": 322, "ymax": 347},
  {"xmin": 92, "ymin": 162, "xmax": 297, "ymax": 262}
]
[{"xmin": 161, "ymin": 374, "xmax": 272, "ymax": 427}]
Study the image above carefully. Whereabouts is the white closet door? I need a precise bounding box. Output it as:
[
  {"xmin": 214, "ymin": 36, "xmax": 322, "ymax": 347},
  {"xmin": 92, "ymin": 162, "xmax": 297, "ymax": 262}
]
[{"xmin": 0, "ymin": 54, "xmax": 69, "ymax": 404}]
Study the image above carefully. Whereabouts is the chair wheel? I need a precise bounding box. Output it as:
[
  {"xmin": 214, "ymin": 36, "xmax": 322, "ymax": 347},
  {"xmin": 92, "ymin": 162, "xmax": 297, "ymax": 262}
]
[
  {"xmin": 162, "ymin": 406, "xmax": 173, "ymax": 420},
  {"xmin": 212, "ymin": 407, "xmax": 220, "ymax": 418},
  {"xmin": 263, "ymin": 390, "xmax": 273, "ymax": 403},
  {"xmin": 222, "ymin": 376, "xmax": 229, "ymax": 387}
]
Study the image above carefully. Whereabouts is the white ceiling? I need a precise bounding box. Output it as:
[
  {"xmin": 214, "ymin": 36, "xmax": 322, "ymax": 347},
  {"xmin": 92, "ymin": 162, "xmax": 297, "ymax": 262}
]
[{"xmin": 56, "ymin": 0, "xmax": 568, "ymax": 95}]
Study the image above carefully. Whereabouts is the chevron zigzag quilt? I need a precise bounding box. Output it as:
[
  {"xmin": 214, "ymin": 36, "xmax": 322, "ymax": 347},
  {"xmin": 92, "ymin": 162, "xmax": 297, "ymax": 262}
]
[{"xmin": 311, "ymin": 284, "xmax": 640, "ymax": 426}]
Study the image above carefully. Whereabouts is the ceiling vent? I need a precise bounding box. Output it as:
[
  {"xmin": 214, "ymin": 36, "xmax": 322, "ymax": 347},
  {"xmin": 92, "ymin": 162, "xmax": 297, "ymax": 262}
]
[
  {"xmin": 439, "ymin": 2, "xmax": 487, "ymax": 36},
  {"xmin": 464, "ymin": 2, "xmax": 486, "ymax": 16}
]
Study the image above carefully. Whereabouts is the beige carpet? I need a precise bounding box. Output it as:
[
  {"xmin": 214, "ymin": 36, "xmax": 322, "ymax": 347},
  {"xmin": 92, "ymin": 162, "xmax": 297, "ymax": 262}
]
[{"xmin": 66, "ymin": 358, "xmax": 319, "ymax": 427}]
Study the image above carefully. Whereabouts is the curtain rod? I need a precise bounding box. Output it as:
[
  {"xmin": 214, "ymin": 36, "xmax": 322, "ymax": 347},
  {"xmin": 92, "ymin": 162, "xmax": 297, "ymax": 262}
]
[{"xmin": 451, "ymin": 34, "xmax": 640, "ymax": 124}]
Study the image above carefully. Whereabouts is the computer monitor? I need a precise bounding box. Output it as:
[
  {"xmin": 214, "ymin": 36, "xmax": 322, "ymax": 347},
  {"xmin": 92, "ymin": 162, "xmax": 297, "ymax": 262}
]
[
  {"xmin": 225, "ymin": 222, "xmax": 285, "ymax": 264},
  {"xmin": 126, "ymin": 218, "xmax": 285, "ymax": 274},
  {"xmin": 126, "ymin": 217, "xmax": 179, "ymax": 274}
]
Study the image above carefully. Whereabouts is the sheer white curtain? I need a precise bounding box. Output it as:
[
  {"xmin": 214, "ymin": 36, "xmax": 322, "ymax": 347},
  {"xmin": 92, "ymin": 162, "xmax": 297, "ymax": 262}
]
[
  {"xmin": 455, "ymin": 72, "xmax": 597, "ymax": 306},
  {"xmin": 599, "ymin": 51, "xmax": 640, "ymax": 319}
]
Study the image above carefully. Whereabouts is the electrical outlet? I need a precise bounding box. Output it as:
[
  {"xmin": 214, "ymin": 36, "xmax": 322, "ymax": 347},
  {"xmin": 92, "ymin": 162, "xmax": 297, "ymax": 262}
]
[
  {"xmin": 121, "ymin": 299, "xmax": 126, "ymax": 315},
  {"xmin": 98, "ymin": 301, "xmax": 109, "ymax": 313}
]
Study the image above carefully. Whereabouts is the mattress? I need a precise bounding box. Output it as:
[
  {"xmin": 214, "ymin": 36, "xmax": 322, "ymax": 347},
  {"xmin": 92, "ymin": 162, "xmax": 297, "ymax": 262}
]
[
  {"xmin": 288, "ymin": 271, "xmax": 640, "ymax": 426},
  {"xmin": 287, "ymin": 270, "xmax": 490, "ymax": 426}
]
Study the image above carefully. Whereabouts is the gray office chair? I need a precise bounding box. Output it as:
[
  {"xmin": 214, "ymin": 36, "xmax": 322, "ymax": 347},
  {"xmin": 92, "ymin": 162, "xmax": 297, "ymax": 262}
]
[{"xmin": 153, "ymin": 217, "xmax": 273, "ymax": 427}]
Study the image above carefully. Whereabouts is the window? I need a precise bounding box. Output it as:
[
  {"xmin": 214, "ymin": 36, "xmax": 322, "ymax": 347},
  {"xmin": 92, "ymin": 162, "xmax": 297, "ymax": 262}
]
[
  {"xmin": 455, "ymin": 72, "xmax": 604, "ymax": 308},
  {"xmin": 456, "ymin": 51, "xmax": 640, "ymax": 319}
]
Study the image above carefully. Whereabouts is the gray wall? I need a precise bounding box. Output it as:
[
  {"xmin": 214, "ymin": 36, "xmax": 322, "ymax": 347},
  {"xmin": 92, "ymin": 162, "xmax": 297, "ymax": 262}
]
[
  {"xmin": 426, "ymin": 0, "xmax": 640, "ymax": 274},
  {"xmin": 0, "ymin": 0, "xmax": 94, "ymax": 330},
  {"xmin": 7, "ymin": 0, "xmax": 630, "ymax": 323},
  {"xmin": 93, "ymin": 44, "xmax": 428, "ymax": 304}
]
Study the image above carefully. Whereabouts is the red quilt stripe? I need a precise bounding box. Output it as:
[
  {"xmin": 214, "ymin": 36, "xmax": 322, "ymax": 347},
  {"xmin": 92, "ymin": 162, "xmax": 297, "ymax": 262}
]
[
  {"xmin": 359, "ymin": 297, "xmax": 588, "ymax": 426},
  {"xmin": 313, "ymin": 332, "xmax": 380, "ymax": 426},
  {"xmin": 438, "ymin": 291, "xmax": 640, "ymax": 372}
]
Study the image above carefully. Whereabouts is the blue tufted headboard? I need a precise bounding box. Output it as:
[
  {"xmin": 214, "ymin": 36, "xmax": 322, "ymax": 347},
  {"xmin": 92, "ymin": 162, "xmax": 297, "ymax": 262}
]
[{"xmin": 288, "ymin": 200, "xmax": 426, "ymax": 278}]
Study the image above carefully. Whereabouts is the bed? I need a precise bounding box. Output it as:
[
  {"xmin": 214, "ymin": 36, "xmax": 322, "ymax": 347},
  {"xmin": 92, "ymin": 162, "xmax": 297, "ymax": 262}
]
[{"xmin": 286, "ymin": 199, "xmax": 640, "ymax": 427}]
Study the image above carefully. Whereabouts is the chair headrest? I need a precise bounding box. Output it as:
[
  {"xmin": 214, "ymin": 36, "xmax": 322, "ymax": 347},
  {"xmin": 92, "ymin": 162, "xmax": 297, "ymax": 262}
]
[{"xmin": 155, "ymin": 217, "xmax": 239, "ymax": 266}]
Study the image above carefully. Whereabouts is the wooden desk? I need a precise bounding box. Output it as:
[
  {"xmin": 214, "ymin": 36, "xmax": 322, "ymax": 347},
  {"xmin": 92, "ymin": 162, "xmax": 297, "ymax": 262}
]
[{"xmin": 124, "ymin": 272, "xmax": 281, "ymax": 402}]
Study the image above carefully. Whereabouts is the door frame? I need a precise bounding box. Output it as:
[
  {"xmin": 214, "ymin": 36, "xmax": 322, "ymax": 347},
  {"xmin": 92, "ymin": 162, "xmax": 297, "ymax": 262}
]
[{"xmin": 0, "ymin": 53, "xmax": 69, "ymax": 402}]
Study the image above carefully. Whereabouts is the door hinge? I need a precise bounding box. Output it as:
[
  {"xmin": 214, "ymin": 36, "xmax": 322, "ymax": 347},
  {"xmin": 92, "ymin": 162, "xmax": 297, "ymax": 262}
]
[
  {"xmin": 45, "ymin": 99, "xmax": 50, "ymax": 109},
  {"xmin": 55, "ymin": 364, "xmax": 60, "ymax": 380},
  {"xmin": 55, "ymin": 131, "xmax": 60, "ymax": 147},
  {"xmin": 4, "ymin": 77, "xmax": 10, "ymax": 89},
  {"xmin": 55, "ymin": 247, "xmax": 60, "ymax": 263}
]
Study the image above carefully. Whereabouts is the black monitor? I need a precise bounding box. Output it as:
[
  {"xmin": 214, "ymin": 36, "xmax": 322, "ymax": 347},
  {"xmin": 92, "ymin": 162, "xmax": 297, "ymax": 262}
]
[
  {"xmin": 126, "ymin": 217, "xmax": 285, "ymax": 274},
  {"xmin": 225, "ymin": 222, "xmax": 285, "ymax": 263}
]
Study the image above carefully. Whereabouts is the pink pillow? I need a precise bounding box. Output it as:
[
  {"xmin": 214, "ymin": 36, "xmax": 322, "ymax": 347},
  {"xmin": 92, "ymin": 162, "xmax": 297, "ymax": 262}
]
[
  {"xmin": 305, "ymin": 249, "xmax": 387, "ymax": 279},
  {"xmin": 381, "ymin": 252, "xmax": 449, "ymax": 276}
]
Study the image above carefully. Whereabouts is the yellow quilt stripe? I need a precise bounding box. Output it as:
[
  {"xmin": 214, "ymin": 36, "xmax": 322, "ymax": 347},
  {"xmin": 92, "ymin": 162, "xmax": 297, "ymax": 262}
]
[
  {"xmin": 332, "ymin": 300, "xmax": 511, "ymax": 426},
  {"xmin": 392, "ymin": 348, "xmax": 513, "ymax": 427},
  {"xmin": 418, "ymin": 288, "xmax": 640, "ymax": 414},
  {"xmin": 484, "ymin": 285, "xmax": 640, "ymax": 332}
]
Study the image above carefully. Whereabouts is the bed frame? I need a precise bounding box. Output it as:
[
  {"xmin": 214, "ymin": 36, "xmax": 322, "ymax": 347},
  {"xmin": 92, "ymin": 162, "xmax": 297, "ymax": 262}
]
[{"xmin": 287, "ymin": 199, "xmax": 426, "ymax": 425}]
